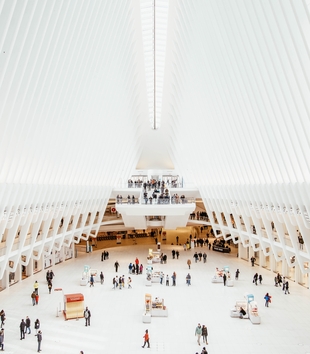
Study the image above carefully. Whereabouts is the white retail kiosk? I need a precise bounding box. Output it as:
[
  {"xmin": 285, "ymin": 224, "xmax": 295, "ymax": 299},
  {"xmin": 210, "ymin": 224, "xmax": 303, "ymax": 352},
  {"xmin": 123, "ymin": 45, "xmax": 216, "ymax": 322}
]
[
  {"xmin": 142, "ymin": 294, "xmax": 168, "ymax": 323},
  {"xmin": 211, "ymin": 266, "xmax": 233, "ymax": 286}
]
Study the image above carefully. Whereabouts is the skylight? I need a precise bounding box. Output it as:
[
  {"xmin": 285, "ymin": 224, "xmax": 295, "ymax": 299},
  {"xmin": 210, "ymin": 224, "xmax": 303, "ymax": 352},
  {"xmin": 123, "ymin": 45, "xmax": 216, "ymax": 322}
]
[{"xmin": 140, "ymin": 0, "xmax": 169, "ymax": 130}]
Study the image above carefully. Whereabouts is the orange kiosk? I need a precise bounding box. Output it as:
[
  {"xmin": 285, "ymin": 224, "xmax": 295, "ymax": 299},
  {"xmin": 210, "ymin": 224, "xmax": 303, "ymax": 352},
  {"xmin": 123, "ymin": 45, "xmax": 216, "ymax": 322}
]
[{"xmin": 63, "ymin": 293, "xmax": 84, "ymax": 320}]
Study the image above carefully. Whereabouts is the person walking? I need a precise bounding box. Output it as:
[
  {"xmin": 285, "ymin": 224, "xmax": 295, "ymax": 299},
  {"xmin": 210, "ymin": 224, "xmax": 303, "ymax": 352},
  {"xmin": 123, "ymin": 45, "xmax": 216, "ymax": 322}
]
[
  {"xmin": 0, "ymin": 310, "xmax": 5, "ymax": 326},
  {"xmin": 20, "ymin": 319, "xmax": 26, "ymax": 340},
  {"xmin": 127, "ymin": 277, "xmax": 132, "ymax": 288},
  {"xmin": 89, "ymin": 275, "xmax": 94, "ymax": 287},
  {"xmin": 49, "ymin": 270, "xmax": 55, "ymax": 281},
  {"xmin": 186, "ymin": 273, "xmax": 191, "ymax": 286},
  {"xmin": 142, "ymin": 329, "xmax": 150, "ymax": 348},
  {"xmin": 172, "ymin": 272, "xmax": 176, "ymax": 286},
  {"xmin": 25, "ymin": 316, "xmax": 31, "ymax": 334},
  {"xmin": 203, "ymin": 252, "xmax": 207, "ymax": 263},
  {"xmin": 166, "ymin": 275, "xmax": 169, "ymax": 286},
  {"xmin": 114, "ymin": 261, "xmax": 120, "ymax": 272},
  {"xmin": 100, "ymin": 272, "xmax": 104, "ymax": 285},
  {"xmin": 34, "ymin": 319, "xmax": 40, "ymax": 334},
  {"xmin": 160, "ymin": 273, "xmax": 163, "ymax": 285},
  {"xmin": 187, "ymin": 259, "xmax": 191, "ymax": 269},
  {"xmin": 282, "ymin": 277, "xmax": 286, "ymax": 291},
  {"xmin": 223, "ymin": 273, "xmax": 227, "ymax": 286},
  {"xmin": 135, "ymin": 257, "xmax": 139, "ymax": 269},
  {"xmin": 235, "ymin": 269, "xmax": 240, "ymax": 280},
  {"xmin": 202, "ymin": 324, "xmax": 208, "ymax": 344},
  {"xmin": 0, "ymin": 328, "xmax": 4, "ymax": 351},
  {"xmin": 258, "ymin": 275, "xmax": 263, "ymax": 284},
  {"xmin": 48, "ymin": 280, "xmax": 52, "ymax": 294},
  {"xmin": 250, "ymin": 256, "xmax": 256, "ymax": 266},
  {"xmin": 34, "ymin": 281, "xmax": 39, "ymax": 294},
  {"xmin": 35, "ymin": 330, "xmax": 42, "ymax": 352},
  {"xmin": 264, "ymin": 293, "xmax": 271, "ymax": 307},
  {"xmin": 195, "ymin": 323, "xmax": 202, "ymax": 345},
  {"xmin": 35, "ymin": 292, "xmax": 39, "ymax": 305},
  {"xmin": 284, "ymin": 281, "xmax": 290, "ymax": 294},
  {"xmin": 84, "ymin": 307, "xmax": 91, "ymax": 326},
  {"xmin": 253, "ymin": 273, "xmax": 258, "ymax": 286},
  {"xmin": 31, "ymin": 291, "xmax": 36, "ymax": 306},
  {"xmin": 176, "ymin": 250, "xmax": 179, "ymax": 259}
]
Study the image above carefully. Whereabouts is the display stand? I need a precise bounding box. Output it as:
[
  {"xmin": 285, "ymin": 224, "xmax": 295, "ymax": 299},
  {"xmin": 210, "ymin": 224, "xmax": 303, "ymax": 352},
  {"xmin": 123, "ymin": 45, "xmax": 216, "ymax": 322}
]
[
  {"xmin": 211, "ymin": 267, "xmax": 225, "ymax": 283},
  {"xmin": 244, "ymin": 293, "xmax": 261, "ymax": 324},
  {"xmin": 147, "ymin": 248, "xmax": 161, "ymax": 263},
  {"xmin": 248, "ymin": 301, "xmax": 261, "ymax": 324},
  {"xmin": 81, "ymin": 265, "xmax": 90, "ymax": 286},
  {"xmin": 151, "ymin": 270, "xmax": 163, "ymax": 283},
  {"xmin": 230, "ymin": 300, "xmax": 248, "ymax": 318},
  {"xmin": 145, "ymin": 265, "xmax": 152, "ymax": 286},
  {"xmin": 63, "ymin": 293, "xmax": 84, "ymax": 320},
  {"xmin": 151, "ymin": 297, "xmax": 168, "ymax": 317},
  {"xmin": 143, "ymin": 294, "xmax": 152, "ymax": 323}
]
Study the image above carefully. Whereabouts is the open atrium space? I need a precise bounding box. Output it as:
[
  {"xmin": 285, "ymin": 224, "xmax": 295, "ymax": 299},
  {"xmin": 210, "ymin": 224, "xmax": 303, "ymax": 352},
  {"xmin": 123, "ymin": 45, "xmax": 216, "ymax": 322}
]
[{"xmin": 0, "ymin": 0, "xmax": 309, "ymax": 353}]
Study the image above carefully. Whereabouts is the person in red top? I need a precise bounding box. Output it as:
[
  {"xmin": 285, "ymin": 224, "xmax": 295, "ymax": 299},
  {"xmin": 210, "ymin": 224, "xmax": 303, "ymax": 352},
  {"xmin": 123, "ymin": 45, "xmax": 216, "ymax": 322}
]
[
  {"xmin": 135, "ymin": 258, "xmax": 139, "ymax": 275},
  {"xmin": 142, "ymin": 329, "xmax": 150, "ymax": 348}
]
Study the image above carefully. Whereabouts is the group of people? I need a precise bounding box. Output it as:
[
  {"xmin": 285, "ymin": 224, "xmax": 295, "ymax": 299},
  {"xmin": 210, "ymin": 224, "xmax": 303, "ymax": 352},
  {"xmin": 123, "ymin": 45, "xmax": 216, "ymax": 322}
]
[
  {"xmin": 0, "ymin": 310, "xmax": 41, "ymax": 352},
  {"xmin": 183, "ymin": 238, "xmax": 212, "ymax": 251},
  {"xmin": 112, "ymin": 275, "xmax": 132, "ymax": 289},
  {"xmin": 195, "ymin": 323, "xmax": 208, "ymax": 350},
  {"xmin": 19, "ymin": 317, "xmax": 41, "ymax": 351},
  {"xmin": 252, "ymin": 273, "xmax": 263, "ymax": 285},
  {"xmin": 101, "ymin": 250, "xmax": 109, "ymax": 261},
  {"xmin": 46, "ymin": 269, "xmax": 55, "ymax": 294},
  {"xmin": 274, "ymin": 273, "xmax": 290, "ymax": 294},
  {"xmin": 193, "ymin": 252, "xmax": 207, "ymax": 263},
  {"xmin": 31, "ymin": 281, "xmax": 40, "ymax": 305},
  {"xmin": 128, "ymin": 258, "xmax": 143, "ymax": 274},
  {"xmin": 171, "ymin": 250, "xmax": 180, "ymax": 259}
]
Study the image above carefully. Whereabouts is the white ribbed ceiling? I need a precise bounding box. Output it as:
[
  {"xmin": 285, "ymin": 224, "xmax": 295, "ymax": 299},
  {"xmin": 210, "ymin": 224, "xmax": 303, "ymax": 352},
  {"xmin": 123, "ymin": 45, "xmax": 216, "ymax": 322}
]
[{"xmin": 0, "ymin": 0, "xmax": 309, "ymax": 203}]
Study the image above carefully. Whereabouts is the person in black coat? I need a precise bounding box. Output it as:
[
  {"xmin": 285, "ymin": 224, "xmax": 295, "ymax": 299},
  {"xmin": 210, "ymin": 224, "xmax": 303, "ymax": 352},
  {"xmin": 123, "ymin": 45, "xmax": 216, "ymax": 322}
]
[
  {"xmin": 35, "ymin": 330, "xmax": 42, "ymax": 352},
  {"xmin": 20, "ymin": 319, "xmax": 26, "ymax": 340},
  {"xmin": 84, "ymin": 307, "xmax": 91, "ymax": 326},
  {"xmin": 223, "ymin": 273, "xmax": 227, "ymax": 286}
]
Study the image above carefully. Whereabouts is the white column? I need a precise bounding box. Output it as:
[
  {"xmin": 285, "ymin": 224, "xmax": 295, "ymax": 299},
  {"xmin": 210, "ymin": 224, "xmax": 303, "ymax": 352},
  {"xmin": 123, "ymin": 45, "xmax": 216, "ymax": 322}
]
[{"xmin": 259, "ymin": 250, "xmax": 266, "ymax": 267}]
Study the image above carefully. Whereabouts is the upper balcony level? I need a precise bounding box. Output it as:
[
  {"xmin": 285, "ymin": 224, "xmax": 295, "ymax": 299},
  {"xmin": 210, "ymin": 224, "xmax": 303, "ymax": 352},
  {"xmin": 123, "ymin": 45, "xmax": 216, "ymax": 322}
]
[{"xmin": 110, "ymin": 176, "xmax": 200, "ymax": 229}]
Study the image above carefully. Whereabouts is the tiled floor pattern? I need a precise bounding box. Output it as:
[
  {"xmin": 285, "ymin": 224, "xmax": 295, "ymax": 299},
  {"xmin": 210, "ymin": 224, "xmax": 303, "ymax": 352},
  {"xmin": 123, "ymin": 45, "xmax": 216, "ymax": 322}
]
[{"xmin": 0, "ymin": 241, "xmax": 310, "ymax": 354}]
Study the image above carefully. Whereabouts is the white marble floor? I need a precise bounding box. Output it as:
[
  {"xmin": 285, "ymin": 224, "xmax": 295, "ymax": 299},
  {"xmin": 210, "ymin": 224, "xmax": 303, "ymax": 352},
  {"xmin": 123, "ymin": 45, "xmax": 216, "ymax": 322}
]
[{"xmin": 1, "ymin": 242, "xmax": 310, "ymax": 354}]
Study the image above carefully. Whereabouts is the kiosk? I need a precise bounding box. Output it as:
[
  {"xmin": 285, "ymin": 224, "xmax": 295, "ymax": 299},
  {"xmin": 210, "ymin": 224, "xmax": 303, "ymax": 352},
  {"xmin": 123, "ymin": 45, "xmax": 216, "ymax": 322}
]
[
  {"xmin": 230, "ymin": 300, "xmax": 248, "ymax": 318},
  {"xmin": 147, "ymin": 248, "xmax": 161, "ymax": 264},
  {"xmin": 151, "ymin": 297, "xmax": 168, "ymax": 317},
  {"xmin": 143, "ymin": 294, "xmax": 152, "ymax": 323},
  {"xmin": 145, "ymin": 265, "xmax": 152, "ymax": 286},
  {"xmin": 142, "ymin": 294, "xmax": 168, "ymax": 322},
  {"xmin": 245, "ymin": 293, "xmax": 261, "ymax": 324},
  {"xmin": 63, "ymin": 293, "xmax": 84, "ymax": 320},
  {"xmin": 80, "ymin": 265, "xmax": 90, "ymax": 286}
]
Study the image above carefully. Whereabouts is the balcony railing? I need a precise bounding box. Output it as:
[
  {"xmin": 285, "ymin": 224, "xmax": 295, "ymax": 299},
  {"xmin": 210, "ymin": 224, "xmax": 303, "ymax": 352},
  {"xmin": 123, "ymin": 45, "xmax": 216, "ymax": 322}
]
[{"xmin": 116, "ymin": 197, "xmax": 195, "ymax": 205}]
